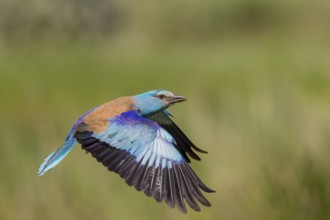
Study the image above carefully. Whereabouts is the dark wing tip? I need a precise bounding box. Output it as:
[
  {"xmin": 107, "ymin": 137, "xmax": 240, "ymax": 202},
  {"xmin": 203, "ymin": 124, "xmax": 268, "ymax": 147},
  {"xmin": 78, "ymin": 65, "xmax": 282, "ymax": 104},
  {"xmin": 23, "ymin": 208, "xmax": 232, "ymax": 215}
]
[
  {"xmin": 192, "ymin": 146, "xmax": 208, "ymax": 154},
  {"xmin": 163, "ymin": 124, "xmax": 206, "ymax": 161}
]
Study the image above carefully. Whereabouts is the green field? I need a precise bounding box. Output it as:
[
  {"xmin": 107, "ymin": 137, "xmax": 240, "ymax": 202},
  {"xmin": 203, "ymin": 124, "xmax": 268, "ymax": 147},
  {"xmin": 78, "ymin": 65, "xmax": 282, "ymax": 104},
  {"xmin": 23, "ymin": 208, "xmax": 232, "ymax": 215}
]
[{"xmin": 1, "ymin": 1, "xmax": 330, "ymax": 220}]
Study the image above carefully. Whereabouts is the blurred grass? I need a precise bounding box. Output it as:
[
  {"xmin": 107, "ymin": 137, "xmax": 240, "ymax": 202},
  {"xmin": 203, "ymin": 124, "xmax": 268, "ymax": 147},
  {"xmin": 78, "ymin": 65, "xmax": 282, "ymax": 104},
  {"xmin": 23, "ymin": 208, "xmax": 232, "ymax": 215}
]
[{"xmin": 1, "ymin": 0, "xmax": 330, "ymax": 220}]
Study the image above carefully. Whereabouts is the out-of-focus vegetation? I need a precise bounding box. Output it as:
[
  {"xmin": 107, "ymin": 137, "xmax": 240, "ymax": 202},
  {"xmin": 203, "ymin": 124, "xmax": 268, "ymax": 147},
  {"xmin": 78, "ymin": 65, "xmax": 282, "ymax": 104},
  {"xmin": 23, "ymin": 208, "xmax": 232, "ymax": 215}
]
[{"xmin": 1, "ymin": 0, "xmax": 330, "ymax": 220}]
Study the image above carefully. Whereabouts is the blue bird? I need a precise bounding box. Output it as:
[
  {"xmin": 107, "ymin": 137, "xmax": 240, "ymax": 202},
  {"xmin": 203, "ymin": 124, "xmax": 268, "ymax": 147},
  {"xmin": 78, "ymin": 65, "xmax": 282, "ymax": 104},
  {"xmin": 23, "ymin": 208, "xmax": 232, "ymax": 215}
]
[{"xmin": 38, "ymin": 89, "xmax": 214, "ymax": 213}]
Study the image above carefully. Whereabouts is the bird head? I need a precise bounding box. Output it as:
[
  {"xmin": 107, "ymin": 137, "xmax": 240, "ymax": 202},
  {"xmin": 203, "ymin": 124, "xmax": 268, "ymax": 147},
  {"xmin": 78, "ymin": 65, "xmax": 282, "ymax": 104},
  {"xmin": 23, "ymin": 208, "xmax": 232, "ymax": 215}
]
[{"xmin": 133, "ymin": 90, "xmax": 186, "ymax": 116}]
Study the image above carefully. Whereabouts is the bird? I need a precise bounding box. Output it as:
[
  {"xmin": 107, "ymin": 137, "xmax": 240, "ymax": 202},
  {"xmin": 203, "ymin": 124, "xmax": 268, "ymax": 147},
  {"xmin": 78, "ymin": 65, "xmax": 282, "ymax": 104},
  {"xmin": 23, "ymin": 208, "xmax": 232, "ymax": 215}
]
[{"xmin": 37, "ymin": 89, "xmax": 214, "ymax": 213}]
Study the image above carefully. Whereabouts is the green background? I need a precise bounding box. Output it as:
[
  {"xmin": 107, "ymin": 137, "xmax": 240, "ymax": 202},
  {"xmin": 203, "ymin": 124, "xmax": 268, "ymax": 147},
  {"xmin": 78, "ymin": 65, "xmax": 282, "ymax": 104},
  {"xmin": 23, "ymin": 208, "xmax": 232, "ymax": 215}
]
[{"xmin": 1, "ymin": 0, "xmax": 330, "ymax": 219}]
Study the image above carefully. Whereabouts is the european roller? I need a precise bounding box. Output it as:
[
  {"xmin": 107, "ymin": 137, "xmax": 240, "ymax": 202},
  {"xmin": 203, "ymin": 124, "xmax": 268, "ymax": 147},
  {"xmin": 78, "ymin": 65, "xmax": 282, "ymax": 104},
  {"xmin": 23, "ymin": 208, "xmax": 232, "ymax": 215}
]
[{"xmin": 37, "ymin": 89, "xmax": 214, "ymax": 213}]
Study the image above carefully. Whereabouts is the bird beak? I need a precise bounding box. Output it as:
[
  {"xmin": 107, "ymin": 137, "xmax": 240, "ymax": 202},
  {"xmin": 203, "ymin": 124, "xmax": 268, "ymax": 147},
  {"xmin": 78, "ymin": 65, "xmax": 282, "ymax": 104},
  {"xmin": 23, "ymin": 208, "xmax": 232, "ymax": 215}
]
[{"xmin": 169, "ymin": 95, "xmax": 187, "ymax": 104}]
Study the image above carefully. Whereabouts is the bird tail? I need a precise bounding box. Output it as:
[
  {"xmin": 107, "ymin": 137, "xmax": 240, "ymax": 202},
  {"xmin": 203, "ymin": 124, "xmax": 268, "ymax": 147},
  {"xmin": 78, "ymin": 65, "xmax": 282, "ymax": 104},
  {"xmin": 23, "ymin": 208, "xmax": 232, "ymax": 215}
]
[
  {"xmin": 37, "ymin": 108, "xmax": 96, "ymax": 176},
  {"xmin": 37, "ymin": 132, "xmax": 77, "ymax": 176}
]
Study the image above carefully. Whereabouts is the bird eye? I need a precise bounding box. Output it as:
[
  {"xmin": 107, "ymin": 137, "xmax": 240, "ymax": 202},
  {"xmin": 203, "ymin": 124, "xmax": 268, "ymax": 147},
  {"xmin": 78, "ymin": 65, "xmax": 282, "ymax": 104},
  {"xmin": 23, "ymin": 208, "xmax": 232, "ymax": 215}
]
[{"xmin": 157, "ymin": 94, "xmax": 166, "ymax": 99}]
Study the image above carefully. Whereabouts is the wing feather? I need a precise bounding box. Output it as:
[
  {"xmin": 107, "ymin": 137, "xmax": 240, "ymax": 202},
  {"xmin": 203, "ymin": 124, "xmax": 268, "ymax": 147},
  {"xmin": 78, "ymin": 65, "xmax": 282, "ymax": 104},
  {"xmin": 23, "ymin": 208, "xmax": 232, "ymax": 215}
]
[
  {"xmin": 75, "ymin": 110, "xmax": 214, "ymax": 212},
  {"xmin": 147, "ymin": 111, "xmax": 207, "ymax": 163}
]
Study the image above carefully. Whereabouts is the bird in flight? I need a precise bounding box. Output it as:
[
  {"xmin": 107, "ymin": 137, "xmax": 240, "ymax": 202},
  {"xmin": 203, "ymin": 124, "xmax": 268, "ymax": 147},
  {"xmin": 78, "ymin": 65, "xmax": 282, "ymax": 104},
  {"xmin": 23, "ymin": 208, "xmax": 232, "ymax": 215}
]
[{"xmin": 37, "ymin": 89, "xmax": 214, "ymax": 213}]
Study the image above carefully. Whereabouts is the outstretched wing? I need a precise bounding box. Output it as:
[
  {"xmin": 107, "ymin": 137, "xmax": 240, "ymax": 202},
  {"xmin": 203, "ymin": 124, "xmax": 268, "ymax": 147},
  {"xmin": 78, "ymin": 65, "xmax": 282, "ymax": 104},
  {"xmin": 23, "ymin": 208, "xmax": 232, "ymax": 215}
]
[
  {"xmin": 75, "ymin": 110, "xmax": 214, "ymax": 213},
  {"xmin": 147, "ymin": 111, "xmax": 207, "ymax": 163}
]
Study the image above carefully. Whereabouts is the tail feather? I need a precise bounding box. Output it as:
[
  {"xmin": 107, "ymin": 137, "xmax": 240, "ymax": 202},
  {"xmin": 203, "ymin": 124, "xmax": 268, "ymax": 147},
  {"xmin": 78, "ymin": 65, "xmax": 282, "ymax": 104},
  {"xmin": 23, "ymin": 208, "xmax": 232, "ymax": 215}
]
[
  {"xmin": 37, "ymin": 134, "xmax": 76, "ymax": 176},
  {"xmin": 37, "ymin": 108, "xmax": 96, "ymax": 176}
]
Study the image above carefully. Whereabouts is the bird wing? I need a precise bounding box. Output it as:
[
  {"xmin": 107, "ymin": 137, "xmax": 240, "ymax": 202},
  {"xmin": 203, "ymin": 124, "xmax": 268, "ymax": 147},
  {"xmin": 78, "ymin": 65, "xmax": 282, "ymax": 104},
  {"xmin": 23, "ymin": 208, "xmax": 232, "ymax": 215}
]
[
  {"xmin": 75, "ymin": 110, "xmax": 214, "ymax": 213},
  {"xmin": 147, "ymin": 111, "xmax": 207, "ymax": 163}
]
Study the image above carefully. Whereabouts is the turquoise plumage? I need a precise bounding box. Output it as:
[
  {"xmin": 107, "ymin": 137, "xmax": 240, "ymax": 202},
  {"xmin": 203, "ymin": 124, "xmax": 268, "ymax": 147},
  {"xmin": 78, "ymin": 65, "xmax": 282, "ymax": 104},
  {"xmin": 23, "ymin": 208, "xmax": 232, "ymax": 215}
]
[{"xmin": 37, "ymin": 89, "xmax": 214, "ymax": 213}]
